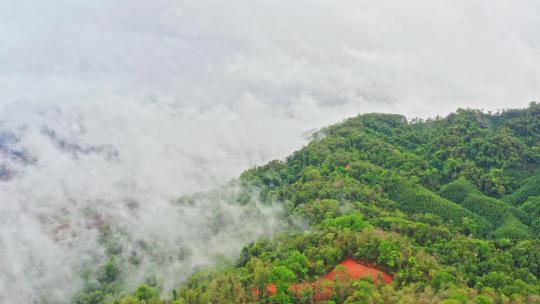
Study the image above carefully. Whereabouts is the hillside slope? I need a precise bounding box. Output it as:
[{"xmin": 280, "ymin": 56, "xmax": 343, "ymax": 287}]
[{"xmin": 78, "ymin": 103, "xmax": 540, "ymax": 304}]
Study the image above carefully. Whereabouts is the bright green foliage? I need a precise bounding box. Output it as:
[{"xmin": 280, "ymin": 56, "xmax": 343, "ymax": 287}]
[
  {"xmin": 504, "ymin": 173, "xmax": 540, "ymax": 205},
  {"xmin": 377, "ymin": 240, "xmax": 402, "ymax": 268},
  {"xmin": 431, "ymin": 271, "xmax": 457, "ymax": 291},
  {"xmin": 520, "ymin": 196, "xmax": 540, "ymax": 233},
  {"xmin": 492, "ymin": 217, "xmax": 533, "ymax": 240},
  {"xmin": 440, "ymin": 300, "xmax": 461, "ymax": 304},
  {"xmin": 134, "ymin": 285, "xmax": 159, "ymax": 302},
  {"xmin": 321, "ymin": 212, "xmax": 370, "ymax": 231},
  {"xmin": 386, "ymin": 177, "xmax": 491, "ymax": 235},
  {"xmin": 269, "ymin": 266, "xmax": 296, "ymax": 303},
  {"xmin": 347, "ymin": 280, "xmax": 376, "ymax": 303},
  {"xmin": 445, "ymin": 288, "xmax": 470, "ymax": 303},
  {"xmin": 282, "ymin": 251, "xmax": 309, "ymax": 279},
  {"xmin": 441, "ymin": 178, "xmax": 531, "ymax": 230},
  {"xmin": 462, "ymin": 194, "xmax": 510, "ymax": 227},
  {"xmin": 440, "ymin": 177, "xmax": 483, "ymax": 204},
  {"xmin": 520, "ymin": 196, "xmax": 540, "ymax": 218},
  {"xmin": 474, "ymin": 295, "xmax": 494, "ymax": 304}
]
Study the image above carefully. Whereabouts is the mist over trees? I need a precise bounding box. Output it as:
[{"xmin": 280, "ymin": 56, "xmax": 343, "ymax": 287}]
[{"xmin": 69, "ymin": 103, "xmax": 540, "ymax": 303}]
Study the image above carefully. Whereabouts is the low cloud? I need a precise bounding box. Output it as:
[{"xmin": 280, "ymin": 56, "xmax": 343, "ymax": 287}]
[{"xmin": 0, "ymin": 102, "xmax": 294, "ymax": 303}]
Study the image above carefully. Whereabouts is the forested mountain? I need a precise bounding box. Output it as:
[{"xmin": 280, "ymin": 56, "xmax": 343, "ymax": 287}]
[{"xmin": 79, "ymin": 103, "xmax": 540, "ymax": 304}]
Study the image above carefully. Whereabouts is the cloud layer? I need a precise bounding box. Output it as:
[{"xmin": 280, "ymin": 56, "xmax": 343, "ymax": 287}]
[
  {"xmin": 0, "ymin": 1, "xmax": 539, "ymax": 303},
  {"xmin": 1, "ymin": 0, "xmax": 539, "ymax": 116}
]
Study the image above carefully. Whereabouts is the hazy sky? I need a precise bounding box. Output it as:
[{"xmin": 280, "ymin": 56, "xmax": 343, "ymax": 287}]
[
  {"xmin": 0, "ymin": 1, "xmax": 539, "ymax": 303},
  {"xmin": 2, "ymin": 0, "xmax": 539, "ymax": 116},
  {"xmin": 2, "ymin": 0, "xmax": 538, "ymax": 183}
]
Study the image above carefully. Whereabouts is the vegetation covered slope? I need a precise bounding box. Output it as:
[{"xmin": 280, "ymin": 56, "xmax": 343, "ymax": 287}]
[{"xmin": 78, "ymin": 103, "xmax": 540, "ymax": 304}]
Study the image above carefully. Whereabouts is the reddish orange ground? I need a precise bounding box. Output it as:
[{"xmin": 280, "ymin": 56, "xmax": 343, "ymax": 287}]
[
  {"xmin": 325, "ymin": 259, "xmax": 393, "ymax": 284},
  {"xmin": 252, "ymin": 259, "xmax": 393, "ymax": 299}
]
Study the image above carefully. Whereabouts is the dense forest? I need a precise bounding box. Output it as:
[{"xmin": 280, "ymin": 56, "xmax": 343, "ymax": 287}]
[{"xmin": 77, "ymin": 103, "xmax": 540, "ymax": 304}]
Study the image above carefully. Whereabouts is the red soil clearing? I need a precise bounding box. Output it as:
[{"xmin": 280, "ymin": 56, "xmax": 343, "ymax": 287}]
[
  {"xmin": 253, "ymin": 259, "xmax": 393, "ymax": 299},
  {"xmin": 325, "ymin": 259, "xmax": 393, "ymax": 284}
]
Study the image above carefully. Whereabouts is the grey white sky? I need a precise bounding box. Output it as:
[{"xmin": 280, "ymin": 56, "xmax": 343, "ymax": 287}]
[
  {"xmin": 2, "ymin": 0, "xmax": 539, "ymax": 116},
  {"xmin": 0, "ymin": 1, "xmax": 539, "ymax": 303}
]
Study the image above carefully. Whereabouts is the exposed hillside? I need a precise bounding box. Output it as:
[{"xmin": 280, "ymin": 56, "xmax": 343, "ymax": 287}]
[{"xmin": 78, "ymin": 103, "xmax": 540, "ymax": 304}]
